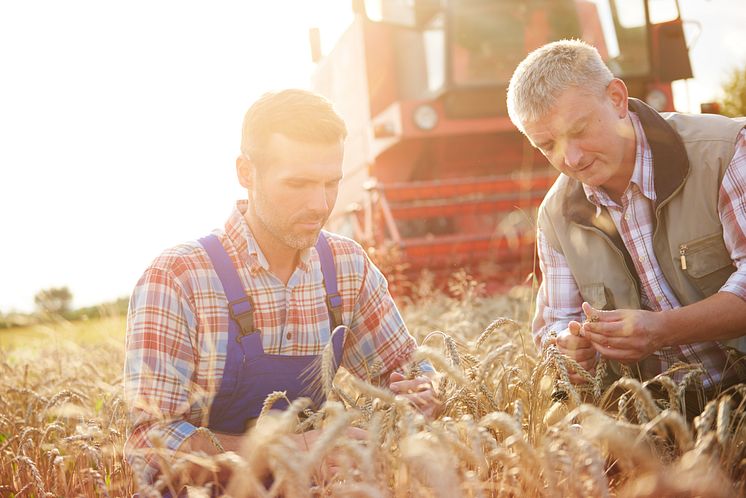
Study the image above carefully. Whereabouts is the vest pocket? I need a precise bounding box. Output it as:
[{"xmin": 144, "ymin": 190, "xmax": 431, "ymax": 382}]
[
  {"xmin": 680, "ymin": 232, "xmax": 735, "ymax": 296},
  {"xmin": 579, "ymin": 283, "xmax": 615, "ymax": 310}
]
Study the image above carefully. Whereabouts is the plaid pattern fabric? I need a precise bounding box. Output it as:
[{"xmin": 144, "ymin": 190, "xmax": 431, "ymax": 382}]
[
  {"xmin": 124, "ymin": 201, "xmax": 423, "ymax": 481},
  {"xmin": 534, "ymin": 114, "xmax": 746, "ymax": 387}
]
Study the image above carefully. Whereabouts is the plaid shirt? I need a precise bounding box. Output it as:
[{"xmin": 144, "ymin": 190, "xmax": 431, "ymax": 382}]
[
  {"xmin": 124, "ymin": 201, "xmax": 425, "ymax": 481},
  {"xmin": 534, "ymin": 113, "xmax": 746, "ymax": 386}
]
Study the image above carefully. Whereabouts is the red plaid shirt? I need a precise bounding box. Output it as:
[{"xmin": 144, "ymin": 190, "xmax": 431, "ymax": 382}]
[
  {"xmin": 534, "ymin": 113, "xmax": 746, "ymax": 386},
  {"xmin": 124, "ymin": 201, "xmax": 424, "ymax": 481}
]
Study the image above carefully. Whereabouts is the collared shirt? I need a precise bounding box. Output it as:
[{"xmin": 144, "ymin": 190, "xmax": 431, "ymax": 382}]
[
  {"xmin": 124, "ymin": 200, "xmax": 424, "ymax": 481},
  {"xmin": 534, "ymin": 112, "xmax": 746, "ymax": 386}
]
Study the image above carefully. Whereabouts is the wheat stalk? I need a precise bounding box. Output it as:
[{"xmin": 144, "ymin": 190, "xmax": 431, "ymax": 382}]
[
  {"xmin": 413, "ymin": 346, "xmax": 469, "ymax": 386},
  {"xmin": 3, "ymin": 288, "xmax": 745, "ymax": 497},
  {"xmin": 716, "ymin": 395, "xmax": 732, "ymax": 447},
  {"xmin": 258, "ymin": 391, "xmax": 290, "ymax": 420},
  {"xmin": 474, "ymin": 317, "xmax": 521, "ymax": 350},
  {"xmin": 475, "ymin": 343, "xmax": 514, "ymax": 383},
  {"xmin": 636, "ymin": 409, "xmax": 694, "ymax": 452},
  {"xmin": 16, "ymin": 455, "xmax": 45, "ymax": 497}
]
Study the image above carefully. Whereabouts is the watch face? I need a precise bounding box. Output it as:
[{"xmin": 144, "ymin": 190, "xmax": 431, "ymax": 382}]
[{"xmin": 413, "ymin": 105, "xmax": 438, "ymax": 130}]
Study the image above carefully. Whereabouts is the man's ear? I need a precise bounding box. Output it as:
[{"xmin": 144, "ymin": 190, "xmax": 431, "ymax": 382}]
[
  {"xmin": 236, "ymin": 155, "xmax": 254, "ymax": 189},
  {"xmin": 606, "ymin": 78, "xmax": 629, "ymax": 118}
]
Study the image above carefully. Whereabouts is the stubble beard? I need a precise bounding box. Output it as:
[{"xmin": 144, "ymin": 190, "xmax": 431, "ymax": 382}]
[{"xmin": 251, "ymin": 189, "xmax": 326, "ymax": 251}]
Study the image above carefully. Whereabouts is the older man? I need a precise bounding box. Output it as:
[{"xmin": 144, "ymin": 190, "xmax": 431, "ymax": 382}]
[
  {"xmin": 507, "ymin": 40, "xmax": 746, "ymax": 411},
  {"xmin": 124, "ymin": 89, "xmax": 440, "ymax": 492}
]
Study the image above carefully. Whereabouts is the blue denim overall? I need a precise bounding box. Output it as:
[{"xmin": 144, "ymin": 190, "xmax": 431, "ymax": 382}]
[
  {"xmin": 158, "ymin": 233, "xmax": 346, "ymax": 497},
  {"xmin": 199, "ymin": 231, "xmax": 347, "ymax": 433}
]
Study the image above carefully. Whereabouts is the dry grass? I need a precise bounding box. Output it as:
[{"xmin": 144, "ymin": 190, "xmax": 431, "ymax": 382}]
[
  {"xmin": 1, "ymin": 278, "xmax": 744, "ymax": 497},
  {"xmin": 0, "ymin": 315, "xmax": 133, "ymax": 496}
]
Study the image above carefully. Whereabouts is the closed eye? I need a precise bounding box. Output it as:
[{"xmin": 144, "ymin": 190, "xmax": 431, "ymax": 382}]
[{"xmin": 285, "ymin": 180, "xmax": 307, "ymax": 188}]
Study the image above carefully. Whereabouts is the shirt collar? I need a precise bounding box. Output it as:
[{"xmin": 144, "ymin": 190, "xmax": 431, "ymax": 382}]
[
  {"xmin": 224, "ymin": 200, "xmax": 312, "ymax": 275},
  {"xmin": 583, "ymin": 111, "xmax": 656, "ymax": 209}
]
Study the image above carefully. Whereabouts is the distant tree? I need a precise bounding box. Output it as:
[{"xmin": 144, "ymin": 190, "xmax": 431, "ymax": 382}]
[
  {"xmin": 721, "ymin": 63, "xmax": 746, "ymax": 117},
  {"xmin": 34, "ymin": 286, "xmax": 73, "ymax": 315}
]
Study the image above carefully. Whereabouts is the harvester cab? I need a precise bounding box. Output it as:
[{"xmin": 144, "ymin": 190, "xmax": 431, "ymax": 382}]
[{"xmin": 311, "ymin": 0, "xmax": 692, "ymax": 292}]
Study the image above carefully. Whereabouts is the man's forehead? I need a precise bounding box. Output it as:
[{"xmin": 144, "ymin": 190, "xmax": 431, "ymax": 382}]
[
  {"xmin": 266, "ymin": 131, "xmax": 343, "ymax": 146},
  {"xmin": 525, "ymin": 100, "xmax": 591, "ymax": 142},
  {"xmin": 259, "ymin": 133, "xmax": 343, "ymax": 163},
  {"xmin": 524, "ymin": 115, "xmax": 567, "ymax": 144},
  {"xmin": 261, "ymin": 138, "xmax": 343, "ymax": 179}
]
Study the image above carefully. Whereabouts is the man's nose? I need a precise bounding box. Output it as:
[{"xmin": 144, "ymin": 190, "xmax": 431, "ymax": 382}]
[
  {"xmin": 308, "ymin": 185, "xmax": 330, "ymax": 212},
  {"xmin": 563, "ymin": 141, "xmax": 584, "ymax": 170}
]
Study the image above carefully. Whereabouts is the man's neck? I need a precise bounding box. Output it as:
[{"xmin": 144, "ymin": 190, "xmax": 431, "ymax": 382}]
[{"xmin": 243, "ymin": 209, "xmax": 299, "ymax": 285}]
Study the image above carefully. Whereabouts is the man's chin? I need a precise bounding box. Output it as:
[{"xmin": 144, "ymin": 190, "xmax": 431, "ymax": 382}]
[{"xmin": 285, "ymin": 230, "xmax": 322, "ymax": 250}]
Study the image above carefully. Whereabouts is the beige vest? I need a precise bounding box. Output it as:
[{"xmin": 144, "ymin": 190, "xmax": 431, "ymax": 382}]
[{"xmin": 539, "ymin": 99, "xmax": 746, "ymax": 368}]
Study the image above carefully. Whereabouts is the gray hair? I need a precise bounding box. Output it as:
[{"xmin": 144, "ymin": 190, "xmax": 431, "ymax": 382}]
[{"xmin": 506, "ymin": 39, "xmax": 614, "ymax": 133}]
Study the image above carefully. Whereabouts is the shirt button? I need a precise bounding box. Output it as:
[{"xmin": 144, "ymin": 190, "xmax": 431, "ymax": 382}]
[
  {"xmin": 624, "ymin": 212, "xmax": 631, "ymax": 221},
  {"xmin": 286, "ymin": 332, "xmax": 292, "ymax": 340},
  {"xmin": 639, "ymin": 255, "xmax": 647, "ymax": 263}
]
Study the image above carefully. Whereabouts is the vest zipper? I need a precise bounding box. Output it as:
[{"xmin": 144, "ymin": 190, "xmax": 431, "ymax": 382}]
[{"xmin": 679, "ymin": 245, "xmax": 688, "ymax": 270}]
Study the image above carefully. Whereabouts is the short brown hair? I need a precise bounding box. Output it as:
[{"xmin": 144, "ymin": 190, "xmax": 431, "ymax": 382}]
[{"xmin": 240, "ymin": 89, "xmax": 347, "ymax": 164}]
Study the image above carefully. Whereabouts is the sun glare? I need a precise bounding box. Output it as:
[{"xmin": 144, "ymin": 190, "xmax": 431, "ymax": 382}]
[
  {"xmin": 0, "ymin": 1, "xmax": 354, "ymax": 313},
  {"xmin": 0, "ymin": 0, "xmax": 744, "ymax": 312}
]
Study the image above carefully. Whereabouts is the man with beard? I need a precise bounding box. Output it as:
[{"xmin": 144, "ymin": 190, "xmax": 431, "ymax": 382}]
[{"xmin": 124, "ymin": 90, "xmax": 440, "ymax": 492}]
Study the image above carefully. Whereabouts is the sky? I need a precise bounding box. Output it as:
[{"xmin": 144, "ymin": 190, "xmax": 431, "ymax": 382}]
[{"xmin": 1, "ymin": 0, "xmax": 745, "ymax": 313}]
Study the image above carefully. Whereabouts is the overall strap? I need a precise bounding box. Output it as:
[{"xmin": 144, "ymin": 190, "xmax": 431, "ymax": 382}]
[
  {"xmin": 315, "ymin": 231, "xmax": 343, "ymax": 329},
  {"xmin": 198, "ymin": 235, "xmax": 258, "ymax": 341}
]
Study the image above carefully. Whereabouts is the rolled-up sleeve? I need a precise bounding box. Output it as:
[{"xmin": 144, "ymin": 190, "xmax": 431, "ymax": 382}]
[
  {"xmin": 124, "ymin": 266, "xmax": 199, "ymax": 483},
  {"xmin": 719, "ymin": 129, "xmax": 746, "ymax": 301},
  {"xmin": 533, "ymin": 227, "xmax": 583, "ymax": 350},
  {"xmin": 342, "ymin": 247, "xmax": 432, "ymax": 379}
]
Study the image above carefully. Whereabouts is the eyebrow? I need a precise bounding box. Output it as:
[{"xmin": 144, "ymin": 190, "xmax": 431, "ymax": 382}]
[
  {"xmin": 533, "ymin": 115, "xmax": 589, "ymax": 149},
  {"xmin": 284, "ymin": 175, "xmax": 343, "ymax": 183}
]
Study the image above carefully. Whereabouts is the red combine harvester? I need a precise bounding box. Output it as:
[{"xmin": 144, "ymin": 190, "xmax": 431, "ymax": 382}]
[{"xmin": 311, "ymin": 0, "xmax": 693, "ymax": 292}]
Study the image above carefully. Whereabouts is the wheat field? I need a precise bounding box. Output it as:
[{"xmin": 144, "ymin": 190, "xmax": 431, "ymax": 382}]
[{"xmin": 1, "ymin": 275, "xmax": 744, "ymax": 497}]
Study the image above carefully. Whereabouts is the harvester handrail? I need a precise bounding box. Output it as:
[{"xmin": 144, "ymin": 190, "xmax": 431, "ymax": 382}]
[
  {"xmin": 387, "ymin": 193, "xmax": 544, "ymax": 220},
  {"xmin": 378, "ymin": 172, "xmax": 557, "ymax": 203}
]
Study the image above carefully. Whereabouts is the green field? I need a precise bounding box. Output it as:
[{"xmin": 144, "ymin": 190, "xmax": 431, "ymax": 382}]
[{"xmin": 0, "ymin": 315, "xmax": 125, "ymax": 347}]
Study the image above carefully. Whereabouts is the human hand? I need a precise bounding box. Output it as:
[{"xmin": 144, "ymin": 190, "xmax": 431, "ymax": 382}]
[
  {"xmin": 290, "ymin": 426, "xmax": 368, "ymax": 479},
  {"xmin": 579, "ymin": 302, "xmax": 664, "ymax": 362},
  {"xmin": 555, "ymin": 319, "xmax": 597, "ymax": 384},
  {"xmin": 388, "ymin": 372, "xmax": 442, "ymax": 419},
  {"xmin": 290, "ymin": 426, "xmax": 368, "ymax": 452}
]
